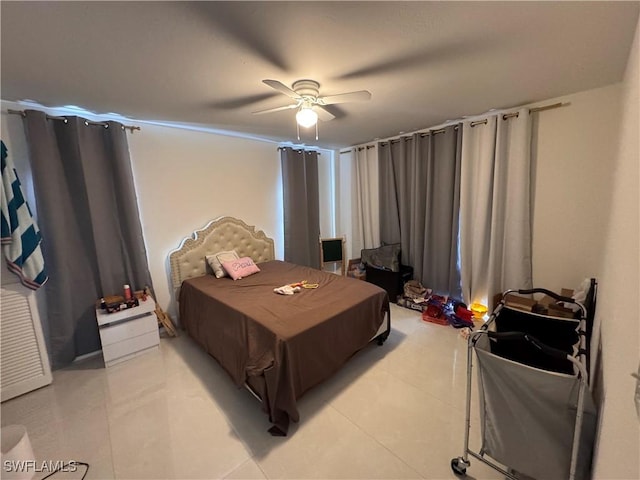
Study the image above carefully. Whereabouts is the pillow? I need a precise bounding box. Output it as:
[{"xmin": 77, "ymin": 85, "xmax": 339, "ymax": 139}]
[
  {"xmin": 360, "ymin": 243, "xmax": 401, "ymax": 272},
  {"xmin": 206, "ymin": 250, "xmax": 239, "ymax": 278},
  {"xmin": 221, "ymin": 256, "xmax": 261, "ymax": 281}
]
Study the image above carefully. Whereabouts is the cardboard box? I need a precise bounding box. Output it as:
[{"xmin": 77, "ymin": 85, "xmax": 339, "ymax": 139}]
[
  {"xmin": 561, "ymin": 288, "xmax": 575, "ymax": 299},
  {"xmin": 498, "ymin": 287, "xmax": 577, "ymax": 317},
  {"xmin": 547, "ymin": 303, "xmax": 576, "ymax": 319},
  {"xmin": 347, "ymin": 258, "xmax": 361, "ymax": 270},
  {"xmin": 538, "ymin": 295, "xmax": 555, "ymax": 307},
  {"xmin": 347, "ymin": 258, "xmax": 366, "ymax": 280},
  {"xmin": 397, "ymin": 297, "xmax": 428, "ymax": 312},
  {"xmin": 504, "ymin": 294, "xmax": 536, "ymax": 312}
]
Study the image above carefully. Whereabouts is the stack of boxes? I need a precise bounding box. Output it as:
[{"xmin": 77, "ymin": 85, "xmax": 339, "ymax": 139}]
[{"xmin": 503, "ymin": 288, "xmax": 577, "ymax": 318}]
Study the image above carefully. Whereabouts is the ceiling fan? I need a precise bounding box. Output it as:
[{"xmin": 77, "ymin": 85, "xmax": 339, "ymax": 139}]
[{"xmin": 253, "ymin": 79, "xmax": 371, "ymax": 139}]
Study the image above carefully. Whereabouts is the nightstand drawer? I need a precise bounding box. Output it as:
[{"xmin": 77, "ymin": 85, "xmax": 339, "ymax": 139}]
[
  {"xmin": 99, "ymin": 313, "xmax": 157, "ymax": 347},
  {"xmin": 96, "ymin": 297, "xmax": 156, "ymax": 327},
  {"xmin": 102, "ymin": 330, "xmax": 159, "ymax": 365}
]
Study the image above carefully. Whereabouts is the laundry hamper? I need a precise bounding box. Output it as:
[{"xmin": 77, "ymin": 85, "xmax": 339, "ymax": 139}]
[{"xmin": 451, "ymin": 288, "xmax": 597, "ymax": 480}]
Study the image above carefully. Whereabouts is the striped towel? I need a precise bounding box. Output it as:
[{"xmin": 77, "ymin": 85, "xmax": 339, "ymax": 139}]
[{"xmin": 1, "ymin": 141, "xmax": 48, "ymax": 289}]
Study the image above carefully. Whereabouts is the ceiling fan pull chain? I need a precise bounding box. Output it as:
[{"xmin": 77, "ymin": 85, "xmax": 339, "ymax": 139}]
[
  {"xmin": 315, "ymin": 122, "xmax": 318, "ymax": 141},
  {"xmin": 297, "ymin": 121, "xmax": 300, "ymax": 141}
]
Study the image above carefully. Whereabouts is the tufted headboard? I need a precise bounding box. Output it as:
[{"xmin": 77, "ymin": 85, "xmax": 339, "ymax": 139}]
[{"xmin": 169, "ymin": 216, "xmax": 275, "ymax": 291}]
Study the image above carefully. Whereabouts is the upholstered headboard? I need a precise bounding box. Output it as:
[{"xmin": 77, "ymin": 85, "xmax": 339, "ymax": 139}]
[{"xmin": 169, "ymin": 216, "xmax": 275, "ymax": 291}]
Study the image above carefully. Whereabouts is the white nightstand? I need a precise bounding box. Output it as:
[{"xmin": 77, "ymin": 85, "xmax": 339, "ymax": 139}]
[{"xmin": 96, "ymin": 297, "xmax": 160, "ymax": 367}]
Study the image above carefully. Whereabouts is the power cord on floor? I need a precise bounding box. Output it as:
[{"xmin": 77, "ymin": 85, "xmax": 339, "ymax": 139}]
[{"xmin": 40, "ymin": 461, "xmax": 89, "ymax": 480}]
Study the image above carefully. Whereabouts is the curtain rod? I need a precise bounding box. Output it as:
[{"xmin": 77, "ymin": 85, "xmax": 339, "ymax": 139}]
[
  {"xmin": 339, "ymin": 144, "xmax": 375, "ymax": 154},
  {"xmin": 277, "ymin": 146, "xmax": 322, "ymax": 155},
  {"xmin": 374, "ymin": 101, "xmax": 568, "ymax": 147},
  {"xmin": 7, "ymin": 109, "xmax": 141, "ymax": 133}
]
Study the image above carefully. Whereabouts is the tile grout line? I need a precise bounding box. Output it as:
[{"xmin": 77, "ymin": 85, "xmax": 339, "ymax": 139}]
[
  {"xmin": 326, "ymin": 403, "xmax": 426, "ymax": 480},
  {"xmin": 221, "ymin": 456, "xmax": 271, "ymax": 480},
  {"xmin": 376, "ymin": 342, "xmax": 467, "ymax": 417}
]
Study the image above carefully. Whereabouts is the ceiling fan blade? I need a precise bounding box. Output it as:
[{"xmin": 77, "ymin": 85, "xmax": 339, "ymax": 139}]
[
  {"xmin": 318, "ymin": 90, "xmax": 371, "ymax": 105},
  {"xmin": 252, "ymin": 103, "xmax": 299, "ymax": 115},
  {"xmin": 190, "ymin": 4, "xmax": 290, "ymax": 71},
  {"xmin": 263, "ymin": 79, "xmax": 301, "ymax": 99},
  {"xmin": 210, "ymin": 92, "xmax": 279, "ymax": 110},
  {"xmin": 312, "ymin": 105, "xmax": 335, "ymax": 122}
]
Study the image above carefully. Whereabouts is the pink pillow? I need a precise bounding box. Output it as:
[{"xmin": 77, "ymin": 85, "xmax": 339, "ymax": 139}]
[{"xmin": 221, "ymin": 257, "xmax": 260, "ymax": 280}]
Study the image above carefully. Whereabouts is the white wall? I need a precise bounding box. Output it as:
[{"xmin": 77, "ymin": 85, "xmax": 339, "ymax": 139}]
[
  {"xmin": 126, "ymin": 124, "xmax": 282, "ymax": 317},
  {"xmin": 591, "ymin": 15, "xmax": 640, "ymax": 480},
  {"xmin": 130, "ymin": 130, "xmax": 335, "ymax": 316},
  {"xmin": 530, "ymin": 83, "xmax": 622, "ymax": 292}
]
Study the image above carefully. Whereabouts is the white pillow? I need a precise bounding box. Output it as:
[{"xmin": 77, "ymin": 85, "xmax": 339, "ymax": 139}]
[{"xmin": 206, "ymin": 250, "xmax": 239, "ymax": 278}]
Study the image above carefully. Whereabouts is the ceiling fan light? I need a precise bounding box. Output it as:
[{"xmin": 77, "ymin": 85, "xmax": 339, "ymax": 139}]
[{"xmin": 296, "ymin": 107, "xmax": 318, "ymax": 128}]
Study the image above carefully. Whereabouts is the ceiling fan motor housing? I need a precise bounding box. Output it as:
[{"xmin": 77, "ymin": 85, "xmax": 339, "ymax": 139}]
[{"xmin": 292, "ymin": 79, "xmax": 320, "ymax": 100}]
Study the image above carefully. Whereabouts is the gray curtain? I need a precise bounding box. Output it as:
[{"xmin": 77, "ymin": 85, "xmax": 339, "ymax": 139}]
[
  {"xmin": 378, "ymin": 125, "xmax": 462, "ymax": 297},
  {"xmin": 280, "ymin": 147, "xmax": 320, "ymax": 269},
  {"xmin": 23, "ymin": 110, "xmax": 153, "ymax": 368}
]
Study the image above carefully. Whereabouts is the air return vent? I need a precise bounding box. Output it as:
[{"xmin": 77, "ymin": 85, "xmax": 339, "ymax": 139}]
[{"xmin": 1, "ymin": 285, "xmax": 52, "ymax": 402}]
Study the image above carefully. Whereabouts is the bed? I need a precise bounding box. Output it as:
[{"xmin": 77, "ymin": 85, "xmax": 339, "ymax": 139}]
[{"xmin": 169, "ymin": 216, "xmax": 390, "ymax": 435}]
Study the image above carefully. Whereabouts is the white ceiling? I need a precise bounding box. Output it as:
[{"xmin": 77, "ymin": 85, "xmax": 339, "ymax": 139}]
[{"xmin": 2, "ymin": 1, "xmax": 638, "ymax": 149}]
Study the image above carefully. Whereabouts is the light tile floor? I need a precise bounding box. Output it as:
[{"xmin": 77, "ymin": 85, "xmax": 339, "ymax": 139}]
[{"xmin": 1, "ymin": 305, "xmax": 505, "ymax": 479}]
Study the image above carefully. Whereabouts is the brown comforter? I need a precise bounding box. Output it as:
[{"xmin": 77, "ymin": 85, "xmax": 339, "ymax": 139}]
[{"xmin": 179, "ymin": 260, "xmax": 389, "ymax": 435}]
